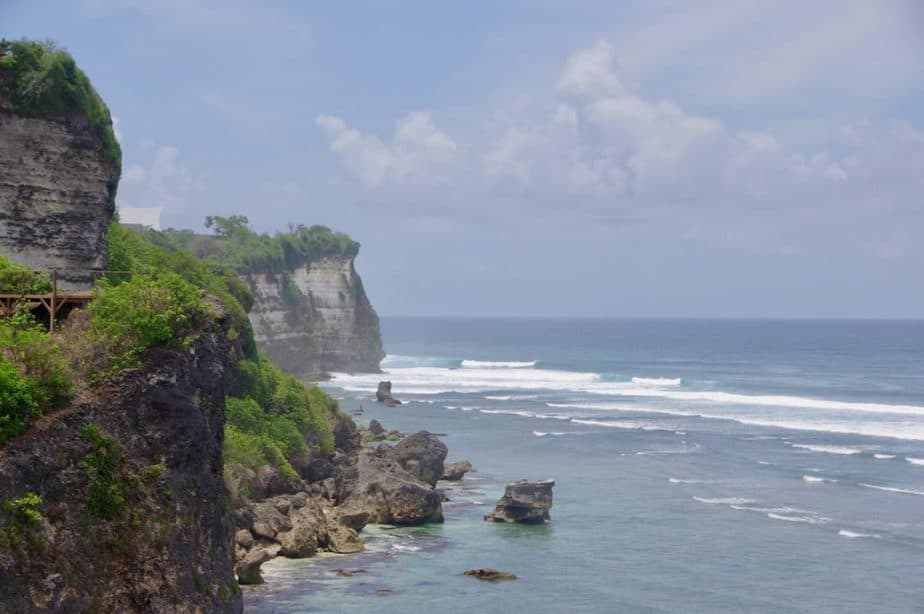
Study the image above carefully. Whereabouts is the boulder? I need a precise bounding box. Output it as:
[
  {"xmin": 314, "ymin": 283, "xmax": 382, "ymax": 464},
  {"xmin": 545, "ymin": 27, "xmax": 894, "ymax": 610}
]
[
  {"xmin": 484, "ymin": 479, "xmax": 554, "ymax": 524},
  {"xmin": 463, "ymin": 568, "xmax": 518, "ymax": 581},
  {"xmin": 326, "ymin": 524, "xmax": 364, "ymax": 554},
  {"xmin": 276, "ymin": 501, "xmax": 327, "ymax": 558},
  {"xmin": 441, "ymin": 460, "xmax": 474, "ymax": 481},
  {"xmin": 234, "ymin": 529, "xmax": 254, "ymax": 549},
  {"xmin": 376, "ymin": 381, "xmax": 401, "ymax": 406},
  {"xmin": 390, "ymin": 431, "xmax": 447, "ymax": 487},
  {"xmin": 236, "ymin": 548, "xmax": 272, "ymax": 585},
  {"xmin": 332, "ymin": 503, "xmax": 373, "ymax": 532},
  {"xmin": 339, "ymin": 449, "xmax": 443, "ymax": 525},
  {"xmin": 333, "ymin": 415, "xmax": 361, "ymax": 452},
  {"xmin": 368, "ymin": 419, "xmax": 385, "ymax": 436}
]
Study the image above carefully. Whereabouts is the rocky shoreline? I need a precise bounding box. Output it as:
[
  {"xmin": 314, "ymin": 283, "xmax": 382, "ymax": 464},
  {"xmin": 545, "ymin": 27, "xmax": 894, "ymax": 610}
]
[{"xmin": 231, "ymin": 417, "xmax": 473, "ymax": 584}]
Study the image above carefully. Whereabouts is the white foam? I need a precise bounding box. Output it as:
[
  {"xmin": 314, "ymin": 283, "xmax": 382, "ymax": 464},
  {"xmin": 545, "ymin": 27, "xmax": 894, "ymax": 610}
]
[
  {"xmin": 631, "ymin": 376, "xmax": 681, "ymax": 387},
  {"xmin": 485, "ymin": 394, "xmax": 539, "ymax": 401},
  {"xmin": 461, "ymin": 359, "xmax": 537, "ymax": 369},
  {"xmin": 330, "ymin": 364, "xmax": 924, "ymax": 441},
  {"xmin": 571, "ymin": 418, "xmax": 664, "ymax": 430},
  {"xmin": 906, "ymin": 457, "xmax": 924, "ymax": 466},
  {"xmin": 533, "ymin": 431, "xmax": 568, "ymax": 437},
  {"xmin": 669, "ymin": 478, "xmax": 716, "ymax": 484},
  {"xmin": 859, "ymin": 483, "xmax": 924, "ymax": 496},
  {"xmin": 767, "ymin": 512, "xmax": 828, "ymax": 524},
  {"xmin": 874, "ymin": 454, "xmax": 896, "ymax": 460},
  {"xmin": 479, "ymin": 409, "xmax": 534, "ymax": 418},
  {"xmin": 790, "ymin": 444, "xmax": 862, "ymax": 455},
  {"xmin": 838, "ymin": 530, "xmax": 881, "ymax": 539},
  {"xmin": 802, "ymin": 475, "xmax": 837, "ymax": 484},
  {"xmin": 693, "ymin": 496, "xmax": 754, "ymax": 505},
  {"xmin": 391, "ymin": 544, "xmax": 421, "ymax": 553}
]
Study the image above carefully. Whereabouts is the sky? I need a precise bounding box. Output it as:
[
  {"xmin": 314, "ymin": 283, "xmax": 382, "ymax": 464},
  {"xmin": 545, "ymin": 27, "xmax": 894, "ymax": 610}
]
[{"xmin": 3, "ymin": 1, "xmax": 923, "ymax": 317}]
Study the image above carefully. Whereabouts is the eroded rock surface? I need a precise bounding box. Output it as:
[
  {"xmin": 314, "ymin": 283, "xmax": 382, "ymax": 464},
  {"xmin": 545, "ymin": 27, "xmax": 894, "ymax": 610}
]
[
  {"xmin": 244, "ymin": 256, "xmax": 384, "ymax": 376},
  {"xmin": 0, "ymin": 107, "xmax": 119, "ymax": 290},
  {"xmin": 485, "ymin": 479, "xmax": 555, "ymax": 524}
]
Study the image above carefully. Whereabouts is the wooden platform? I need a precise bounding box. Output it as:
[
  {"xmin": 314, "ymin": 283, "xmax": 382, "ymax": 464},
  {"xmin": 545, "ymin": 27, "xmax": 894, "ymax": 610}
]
[
  {"xmin": 0, "ymin": 291, "xmax": 93, "ymax": 331},
  {"xmin": 0, "ymin": 268, "xmax": 110, "ymax": 332}
]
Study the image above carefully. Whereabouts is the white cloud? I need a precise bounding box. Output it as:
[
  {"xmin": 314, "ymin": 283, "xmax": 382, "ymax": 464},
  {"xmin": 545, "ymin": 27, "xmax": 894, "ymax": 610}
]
[
  {"xmin": 556, "ymin": 41, "xmax": 622, "ymax": 98},
  {"xmin": 316, "ymin": 112, "xmax": 457, "ymax": 186},
  {"xmin": 117, "ymin": 145, "xmax": 205, "ymax": 214}
]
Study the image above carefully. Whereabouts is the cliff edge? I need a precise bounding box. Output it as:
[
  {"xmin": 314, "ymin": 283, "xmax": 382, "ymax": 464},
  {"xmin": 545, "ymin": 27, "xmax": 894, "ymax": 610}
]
[
  {"xmin": 0, "ymin": 313, "xmax": 241, "ymax": 612},
  {"xmin": 0, "ymin": 40, "xmax": 120, "ymax": 291},
  {"xmin": 245, "ymin": 255, "xmax": 384, "ymax": 376}
]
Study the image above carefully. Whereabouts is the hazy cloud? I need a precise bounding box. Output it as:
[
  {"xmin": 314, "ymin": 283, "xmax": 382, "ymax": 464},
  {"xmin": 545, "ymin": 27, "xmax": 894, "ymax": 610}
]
[{"xmin": 316, "ymin": 112, "xmax": 457, "ymax": 187}]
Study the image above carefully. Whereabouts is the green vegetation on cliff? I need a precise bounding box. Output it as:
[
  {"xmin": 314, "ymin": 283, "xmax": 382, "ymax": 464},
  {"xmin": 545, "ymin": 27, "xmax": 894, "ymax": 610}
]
[
  {"xmin": 0, "ymin": 255, "xmax": 52, "ymax": 294},
  {"xmin": 1, "ymin": 223, "xmax": 342, "ymax": 480},
  {"xmin": 0, "ymin": 39, "xmax": 121, "ymax": 171},
  {"xmin": 161, "ymin": 215, "xmax": 360, "ymax": 274}
]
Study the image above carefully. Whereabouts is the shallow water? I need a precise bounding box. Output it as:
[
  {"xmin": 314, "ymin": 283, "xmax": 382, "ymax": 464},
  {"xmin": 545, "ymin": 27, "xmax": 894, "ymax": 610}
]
[{"xmin": 245, "ymin": 318, "xmax": 924, "ymax": 613}]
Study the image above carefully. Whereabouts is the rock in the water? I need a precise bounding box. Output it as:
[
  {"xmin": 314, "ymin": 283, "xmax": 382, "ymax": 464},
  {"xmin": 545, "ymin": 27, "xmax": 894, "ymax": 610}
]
[
  {"xmin": 338, "ymin": 449, "xmax": 443, "ymax": 525},
  {"xmin": 484, "ymin": 479, "xmax": 555, "ymax": 524},
  {"xmin": 390, "ymin": 431, "xmax": 447, "ymax": 487},
  {"xmin": 326, "ymin": 524, "xmax": 365, "ymax": 554},
  {"xmin": 376, "ymin": 381, "xmax": 402, "ymax": 405},
  {"xmin": 275, "ymin": 500, "xmax": 327, "ymax": 558},
  {"xmin": 236, "ymin": 548, "xmax": 272, "ymax": 585},
  {"xmin": 442, "ymin": 459, "xmax": 474, "ymax": 481},
  {"xmin": 368, "ymin": 419, "xmax": 385, "ymax": 436},
  {"xmin": 463, "ymin": 568, "xmax": 518, "ymax": 581}
]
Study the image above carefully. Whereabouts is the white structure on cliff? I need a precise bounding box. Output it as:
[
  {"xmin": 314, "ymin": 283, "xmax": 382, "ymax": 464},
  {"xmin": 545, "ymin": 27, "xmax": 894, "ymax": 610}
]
[{"xmin": 118, "ymin": 206, "xmax": 163, "ymax": 231}]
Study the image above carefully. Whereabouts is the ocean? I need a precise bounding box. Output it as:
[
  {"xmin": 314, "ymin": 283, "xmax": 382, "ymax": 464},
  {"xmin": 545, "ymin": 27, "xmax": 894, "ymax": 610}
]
[{"xmin": 244, "ymin": 317, "xmax": 924, "ymax": 613}]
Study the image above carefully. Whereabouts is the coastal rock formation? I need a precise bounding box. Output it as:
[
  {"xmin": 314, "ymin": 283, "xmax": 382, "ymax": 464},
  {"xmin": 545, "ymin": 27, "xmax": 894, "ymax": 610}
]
[
  {"xmin": 442, "ymin": 460, "xmax": 474, "ymax": 481},
  {"xmin": 390, "ymin": 431, "xmax": 448, "ymax": 487},
  {"xmin": 485, "ymin": 479, "xmax": 555, "ymax": 524},
  {"xmin": 0, "ymin": 105, "xmax": 119, "ymax": 290},
  {"xmin": 464, "ymin": 568, "xmax": 518, "ymax": 581},
  {"xmin": 0, "ymin": 312, "xmax": 242, "ymax": 612},
  {"xmin": 244, "ymin": 255, "xmax": 384, "ymax": 376},
  {"xmin": 376, "ymin": 380, "xmax": 401, "ymax": 406},
  {"xmin": 233, "ymin": 492, "xmax": 365, "ymax": 585},
  {"xmin": 337, "ymin": 447, "xmax": 444, "ymax": 525}
]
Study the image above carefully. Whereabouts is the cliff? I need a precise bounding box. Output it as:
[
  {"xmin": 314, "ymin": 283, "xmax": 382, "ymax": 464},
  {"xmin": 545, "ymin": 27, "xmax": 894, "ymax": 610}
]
[
  {"xmin": 0, "ymin": 313, "xmax": 242, "ymax": 612},
  {"xmin": 0, "ymin": 41, "xmax": 120, "ymax": 291},
  {"xmin": 244, "ymin": 255, "xmax": 384, "ymax": 376}
]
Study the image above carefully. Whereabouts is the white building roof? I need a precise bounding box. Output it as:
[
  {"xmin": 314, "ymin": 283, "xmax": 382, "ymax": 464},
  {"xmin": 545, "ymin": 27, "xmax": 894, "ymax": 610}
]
[{"xmin": 118, "ymin": 207, "xmax": 163, "ymax": 230}]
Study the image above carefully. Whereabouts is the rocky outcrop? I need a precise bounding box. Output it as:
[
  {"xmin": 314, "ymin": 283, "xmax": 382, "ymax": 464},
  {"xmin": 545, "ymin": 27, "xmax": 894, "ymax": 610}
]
[
  {"xmin": 442, "ymin": 460, "xmax": 474, "ymax": 481},
  {"xmin": 232, "ymin": 492, "xmax": 364, "ymax": 584},
  {"xmin": 390, "ymin": 431, "xmax": 447, "ymax": 487},
  {"xmin": 0, "ymin": 313, "xmax": 242, "ymax": 612},
  {"xmin": 485, "ymin": 479, "xmax": 555, "ymax": 524},
  {"xmin": 0, "ymin": 106, "xmax": 119, "ymax": 290},
  {"xmin": 464, "ymin": 568, "xmax": 518, "ymax": 581},
  {"xmin": 244, "ymin": 255, "xmax": 384, "ymax": 376},
  {"xmin": 337, "ymin": 446, "xmax": 444, "ymax": 525},
  {"xmin": 376, "ymin": 381, "xmax": 401, "ymax": 406}
]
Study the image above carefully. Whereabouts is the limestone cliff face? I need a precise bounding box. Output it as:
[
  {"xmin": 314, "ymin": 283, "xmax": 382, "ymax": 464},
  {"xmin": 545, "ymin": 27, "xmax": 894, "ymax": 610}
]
[
  {"xmin": 0, "ymin": 105, "xmax": 119, "ymax": 290},
  {"xmin": 0, "ymin": 314, "xmax": 242, "ymax": 613},
  {"xmin": 245, "ymin": 255, "xmax": 384, "ymax": 376}
]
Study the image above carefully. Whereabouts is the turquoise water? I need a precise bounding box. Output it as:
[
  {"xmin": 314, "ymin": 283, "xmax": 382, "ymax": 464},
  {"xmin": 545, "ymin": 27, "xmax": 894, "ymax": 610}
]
[{"xmin": 245, "ymin": 318, "xmax": 924, "ymax": 613}]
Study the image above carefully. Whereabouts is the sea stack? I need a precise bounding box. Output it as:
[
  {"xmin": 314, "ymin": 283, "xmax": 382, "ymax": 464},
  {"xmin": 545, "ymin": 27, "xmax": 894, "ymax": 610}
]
[{"xmin": 485, "ymin": 479, "xmax": 555, "ymax": 524}]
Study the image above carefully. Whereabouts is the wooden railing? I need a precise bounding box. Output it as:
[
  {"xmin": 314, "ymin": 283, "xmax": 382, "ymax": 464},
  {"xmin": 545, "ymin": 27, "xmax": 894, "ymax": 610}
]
[{"xmin": 0, "ymin": 268, "xmax": 129, "ymax": 332}]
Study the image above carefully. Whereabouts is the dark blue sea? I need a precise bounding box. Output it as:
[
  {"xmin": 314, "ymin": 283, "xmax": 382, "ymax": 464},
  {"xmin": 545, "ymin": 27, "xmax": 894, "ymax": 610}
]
[{"xmin": 245, "ymin": 318, "xmax": 924, "ymax": 613}]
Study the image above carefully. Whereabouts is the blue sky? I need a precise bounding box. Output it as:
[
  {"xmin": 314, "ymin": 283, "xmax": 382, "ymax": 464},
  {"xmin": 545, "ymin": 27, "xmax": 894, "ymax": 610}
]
[{"xmin": 4, "ymin": 1, "xmax": 923, "ymax": 317}]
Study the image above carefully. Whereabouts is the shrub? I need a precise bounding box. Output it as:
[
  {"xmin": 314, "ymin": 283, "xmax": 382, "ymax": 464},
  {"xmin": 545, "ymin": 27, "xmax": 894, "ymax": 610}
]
[
  {"xmin": 0, "ymin": 39, "xmax": 121, "ymax": 171},
  {"xmin": 0, "ymin": 255, "xmax": 52, "ymax": 294},
  {"xmin": 0, "ymin": 357, "xmax": 38, "ymax": 445},
  {"xmin": 0, "ymin": 310, "xmax": 73, "ymax": 408},
  {"xmin": 78, "ymin": 423, "xmax": 128, "ymax": 519},
  {"xmin": 76, "ymin": 273, "xmax": 214, "ymax": 376}
]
